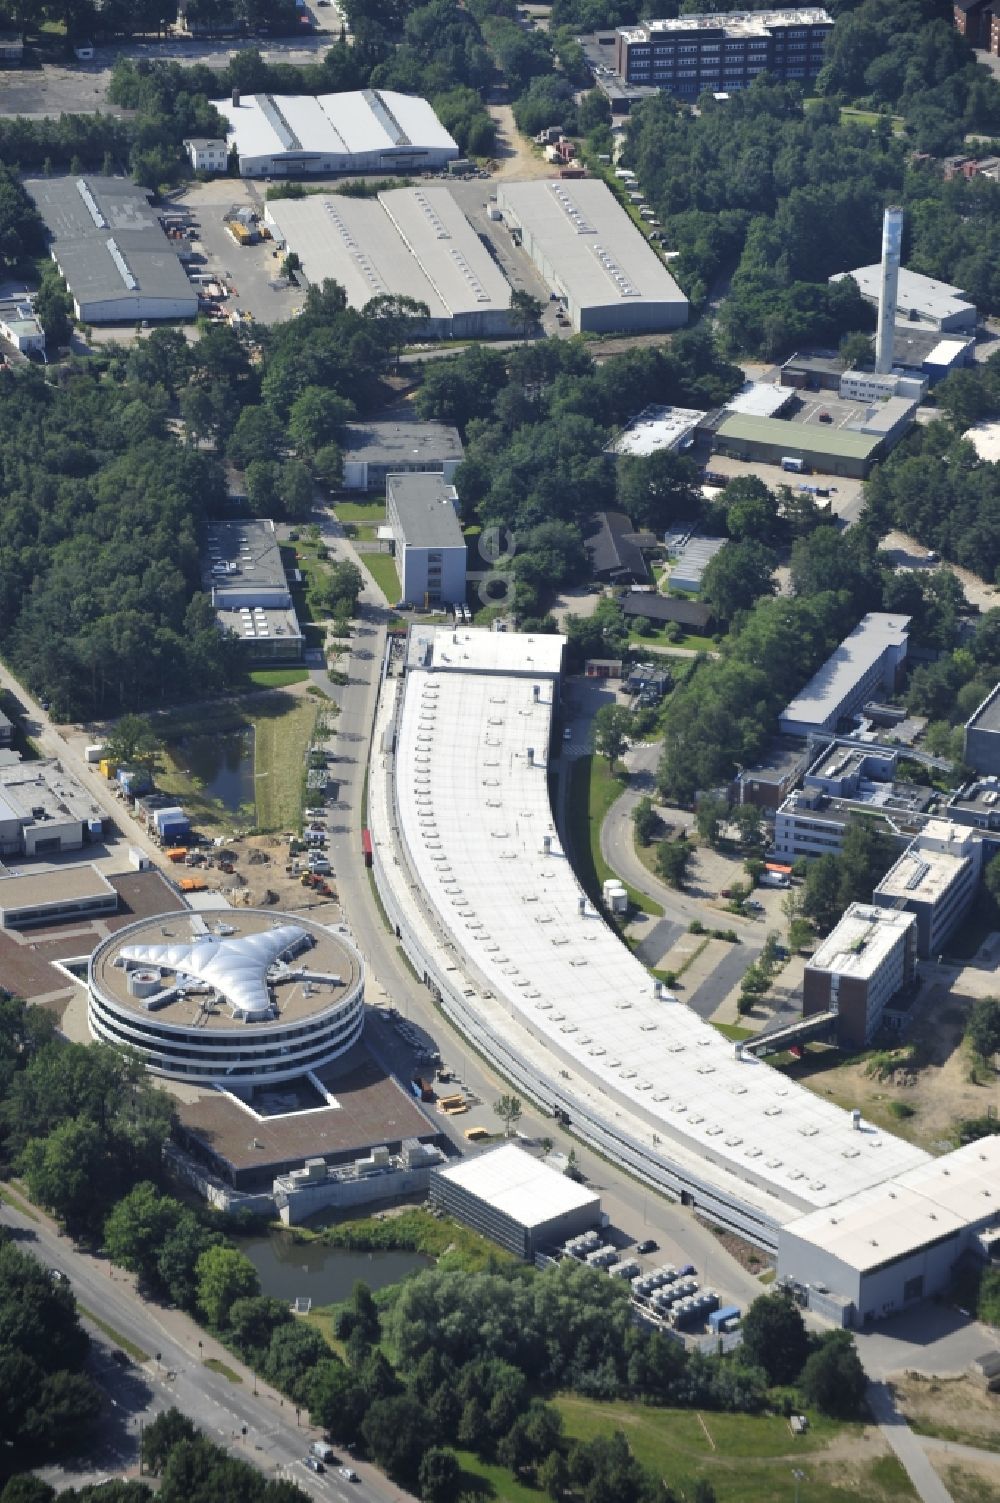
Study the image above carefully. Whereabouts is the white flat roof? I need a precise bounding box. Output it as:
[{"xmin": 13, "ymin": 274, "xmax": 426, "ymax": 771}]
[
  {"xmin": 608, "ymin": 404, "xmax": 706, "ymax": 456},
  {"xmin": 963, "ymin": 419, "xmax": 1000, "ymax": 463},
  {"xmin": 215, "ymin": 90, "xmax": 457, "ymax": 162},
  {"xmin": 875, "ymin": 846, "xmax": 969, "ymax": 904},
  {"xmin": 834, "ymin": 264, "xmax": 973, "ymax": 322},
  {"xmin": 404, "ymin": 624, "xmax": 565, "ymax": 677},
  {"xmin": 784, "ymin": 1138, "xmax": 1000, "ymax": 1272},
  {"xmin": 725, "ymin": 382, "xmax": 792, "ymax": 418},
  {"xmin": 781, "ymin": 613, "xmax": 910, "ymax": 730},
  {"xmin": 391, "ymin": 631, "xmax": 928, "ymax": 1223},
  {"xmin": 380, "ymin": 187, "xmax": 511, "ymax": 317},
  {"xmin": 435, "ymin": 1142, "xmax": 599, "ymax": 1227},
  {"xmin": 496, "ymin": 179, "xmax": 687, "ymax": 316},
  {"xmin": 807, "ymin": 903, "xmax": 913, "ymax": 981}
]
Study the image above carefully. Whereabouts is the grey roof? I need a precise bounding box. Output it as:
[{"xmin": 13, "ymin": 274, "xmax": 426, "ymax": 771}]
[
  {"xmin": 891, "ymin": 325, "xmax": 973, "ymax": 368},
  {"xmin": 781, "ymin": 614, "xmax": 911, "ymax": 731},
  {"xmin": 387, "ymin": 473, "xmax": 465, "ymax": 549},
  {"xmin": 24, "ymin": 175, "xmax": 197, "ymax": 316},
  {"xmin": 343, "ymin": 420, "xmax": 463, "ymax": 466},
  {"xmin": 832, "ymin": 264, "xmax": 973, "ymax": 323},
  {"xmin": 206, "ymin": 521, "xmax": 288, "ymax": 596},
  {"xmin": 621, "ymin": 592, "xmax": 713, "ymax": 628},
  {"xmin": 966, "ymin": 683, "xmax": 1000, "ymax": 734}
]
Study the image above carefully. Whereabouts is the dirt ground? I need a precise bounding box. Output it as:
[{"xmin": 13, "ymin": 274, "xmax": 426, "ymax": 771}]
[
  {"xmin": 487, "ymin": 101, "xmax": 558, "ymax": 180},
  {"xmin": 878, "ymin": 529, "xmax": 998, "ymax": 612},
  {"xmin": 787, "ymin": 973, "xmax": 1000, "ymax": 1149},
  {"xmin": 892, "ymin": 1374, "xmax": 1000, "ymax": 1453},
  {"xmin": 935, "ymin": 1457, "xmax": 1000, "ymax": 1503},
  {"xmin": 178, "ymin": 829, "xmax": 341, "ymax": 924}
]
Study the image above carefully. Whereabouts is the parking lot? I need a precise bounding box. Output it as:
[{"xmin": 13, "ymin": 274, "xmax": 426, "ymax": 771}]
[{"xmin": 791, "ymin": 392, "xmax": 872, "ymax": 431}]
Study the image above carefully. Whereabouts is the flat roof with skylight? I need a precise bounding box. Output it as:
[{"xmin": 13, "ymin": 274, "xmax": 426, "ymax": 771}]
[
  {"xmin": 607, "ymin": 404, "xmax": 706, "ymax": 457},
  {"xmin": 807, "ymin": 904, "xmax": 914, "ymax": 982},
  {"xmin": 385, "ymin": 627, "xmax": 928, "ymax": 1238}
]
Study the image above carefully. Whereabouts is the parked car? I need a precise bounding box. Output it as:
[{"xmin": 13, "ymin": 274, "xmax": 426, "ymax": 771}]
[{"xmin": 637, "ymin": 1239, "xmax": 658, "ymax": 1254}]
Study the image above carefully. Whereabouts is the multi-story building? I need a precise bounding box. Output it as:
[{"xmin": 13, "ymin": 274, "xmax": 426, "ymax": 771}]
[
  {"xmin": 385, "ymin": 473, "xmax": 467, "ymax": 609},
  {"xmin": 874, "ymin": 821, "xmax": 984, "ymax": 958},
  {"xmin": 963, "ymin": 682, "xmax": 1000, "ymax": 775},
  {"xmin": 613, "ymin": 8, "xmax": 833, "ymax": 100},
  {"xmin": 205, "ymin": 520, "xmax": 303, "ymax": 662},
  {"xmin": 803, "ymin": 903, "xmax": 917, "ymax": 1049},
  {"xmin": 779, "ymin": 614, "xmax": 911, "ymax": 739},
  {"xmin": 184, "ymin": 138, "xmax": 229, "ymax": 173},
  {"xmin": 771, "ymin": 741, "xmax": 937, "ymax": 860}
]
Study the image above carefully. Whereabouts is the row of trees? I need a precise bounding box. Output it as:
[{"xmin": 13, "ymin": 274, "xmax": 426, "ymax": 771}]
[
  {"xmin": 0, "ymin": 1232, "xmax": 100, "ymax": 1460},
  {"xmin": 0, "ymin": 997, "xmax": 174, "ymax": 1239}
]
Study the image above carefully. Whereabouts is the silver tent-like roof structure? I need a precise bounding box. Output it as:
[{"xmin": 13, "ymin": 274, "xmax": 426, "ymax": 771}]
[{"xmin": 117, "ymin": 924, "xmax": 310, "ymax": 1019}]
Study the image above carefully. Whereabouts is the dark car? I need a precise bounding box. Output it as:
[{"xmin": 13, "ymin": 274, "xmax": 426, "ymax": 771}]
[{"xmin": 637, "ymin": 1239, "xmax": 658, "ymax": 1255}]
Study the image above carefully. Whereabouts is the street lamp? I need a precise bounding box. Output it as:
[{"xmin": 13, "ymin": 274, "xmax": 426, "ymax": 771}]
[{"xmin": 792, "ymin": 1468, "xmax": 805, "ymax": 1503}]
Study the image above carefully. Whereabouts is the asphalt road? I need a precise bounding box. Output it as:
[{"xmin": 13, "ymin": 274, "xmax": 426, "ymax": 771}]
[{"xmin": 0, "ymin": 1196, "xmax": 414, "ymax": 1503}]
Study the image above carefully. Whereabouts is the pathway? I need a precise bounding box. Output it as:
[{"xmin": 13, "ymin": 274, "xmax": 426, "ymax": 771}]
[{"xmin": 866, "ymin": 1381, "xmax": 955, "ymax": 1503}]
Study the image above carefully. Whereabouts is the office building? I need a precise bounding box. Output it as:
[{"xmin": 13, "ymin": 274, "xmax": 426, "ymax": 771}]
[
  {"xmin": 205, "ymin": 520, "xmax": 303, "ymax": 662},
  {"xmin": 803, "ymin": 903, "xmax": 917, "ymax": 1049},
  {"xmin": 612, "ymin": 8, "xmax": 833, "ymax": 99},
  {"xmin": 215, "ymin": 90, "xmax": 459, "ymax": 177},
  {"xmin": 831, "ymin": 263, "xmax": 977, "ymax": 333},
  {"xmin": 779, "ymin": 614, "xmax": 911, "ymax": 738},
  {"xmin": 429, "ymin": 1144, "xmax": 602, "ymax": 1259},
  {"xmin": 385, "ymin": 473, "xmax": 467, "ymax": 608},
  {"xmin": 495, "ymin": 179, "xmax": 688, "ymax": 334},
  {"xmin": 89, "ymin": 908, "xmax": 365, "ymax": 1087},
  {"xmin": 265, "ymin": 187, "xmax": 512, "ymax": 338},
  {"xmin": 184, "ymin": 138, "xmax": 229, "ymax": 173},
  {"xmin": 0, "ymin": 297, "xmax": 44, "ymax": 354},
  {"xmin": 963, "ymin": 682, "xmax": 1000, "ymax": 775},
  {"xmin": 341, "ymin": 420, "xmax": 463, "ymax": 492},
  {"xmin": 874, "ymin": 821, "xmax": 983, "ymax": 957},
  {"xmin": 0, "ymin": 759, "xmax": 104, "ymax": 857},
  {"xmin": 25, "ymin": 175, "xmax": 198, "ymax": 324}
]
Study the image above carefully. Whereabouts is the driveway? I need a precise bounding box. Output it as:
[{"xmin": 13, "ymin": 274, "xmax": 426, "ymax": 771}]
[{"xmin": 854, "ymin": 1305, "xmax": 999, "ymax": 1382}]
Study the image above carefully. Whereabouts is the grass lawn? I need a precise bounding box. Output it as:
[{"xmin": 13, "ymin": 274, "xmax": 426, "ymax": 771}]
[
  {"xmin": 566, "ymin": 755, "xmax": 663, "ymax": 917},
  {"xmin": 452, "ymin": 1451, "xmax": 544, "ymax": 1503},
  {"xmin": 334, "ymin": 499, "xmax": 386, "ymax": 524},
  {"xmin": 0, "ymin": 1182, "xmax": 39, "ymax": 1220},
  {"xmin": 361, "ymin": 551, "xmax": 400, "ymax": 602},
  {"xmin": 247, "ymin": 667, "xmax": 310, "ymax": 688},
  {"xmin": 713, "ymin": 1022, "xmax": 754, "ymax": 1042},
  {"xmin": 202, "ymin": 1357, "xmax": 242, "ymax": 1383},
  {"xmin": 629, "ymin": 628, "xmax": 718, "ymax": 653},
  {"xmin": 76, "ymin": 1305, "xmax": 150, "ymax": 1364},
  {"xmin": 154, "ymin": 691, "xmax": 317, "ymax": 834},
  {"xmin": 555, "ymin": 1396, "xmax": 915, "ymax": 1503}
]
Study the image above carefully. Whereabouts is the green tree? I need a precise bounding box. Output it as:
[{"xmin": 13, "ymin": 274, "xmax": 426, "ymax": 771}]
[
  {"xmin": 20, "ymin": 1116, "xmax": 110, "ymax": 1236},
  {"xmin": 966, "ymin": 997, "xmax": 1000, "ymax": 1062},
  {"xmin": 287, "ymin": 386, "xmax": 354, "ymax": 456},
  {"xmin": 722, "ymin": 476, "xmax": 780, "ymax": 544},
  {"xmin": 361, "ymin": 1395, "xmax": 427, "ymax": 1487},
  {"xmin": 103, "ymin": 713, "xmax": 161, "ymax": 772},
  {"xmin": 263, "ymin": 1322, "xmax": 330, "ymax": 1398},
  {"xmin": 700, "ymin": 540, "xmax": 777, "ymax": 622},
  {"xmin": 493, "ymin": 1093, "xmax": 523, "ymax": 1138},
  {"xmin": 103, "ymin": 1182, "xmax": 184, "ymax": 1279},
  {"xmin": 593, "ymin": 704, "xmax": 632, "ymax": 772},
  {"xmin": 418, "ymin": 1447, "xmax": 461, "ymax": 1503},
  {"xmin": 276, "ymin": 460, "xmax": 314, "ymax": 521},
  {"xmin": 195, "ymin": 1245, "xmax": 260, "ymax": 1329},
  {"xmin": 801, "ymin": 852, "xmax": 843, "ymax": 935},
  {"xmin": 799, "ymin": 1331, "xmax": 867, "ymax": 1418},
  {"xmin": 508, "ymin": 289, "xmax": 543, "ymax": 339},
  {"xmin": 839, "ymin": 330, "xmax": 874, "ymax": 369},
  {"xmin": 656, "ymin": 838, "xmax": 691, "ymax": 890},
  {"xmin": 305, "ymin": 1358, "xmax": 368, "ymax": 1442},
  {"xmin": 740, "ymin": 1294, "xmax": 809, "ymax": 1385},
  {"xmin": 695, "ymin": 794, "xmax": 729, "ymax": 849},
  {"xmin": 632, "ymin": 795, "xmax": 659, "ymax": 847},
  {"xmin": 227, "ymin": 405, "xmax": 285, "ymax": 469},
  {"xmin": 227, "ymin": 1296, "xmax": 293, "ymax": 1361}
]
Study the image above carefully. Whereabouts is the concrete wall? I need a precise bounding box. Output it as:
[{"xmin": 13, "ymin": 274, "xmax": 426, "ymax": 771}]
[{"xmin": 277, "ymin": 1165, "xmax": 434, "ymax": 1225}]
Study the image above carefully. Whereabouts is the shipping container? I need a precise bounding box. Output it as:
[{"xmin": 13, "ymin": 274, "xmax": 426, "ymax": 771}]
[
  {"xmin": 165, "ymin": 848, "xmax": 188, "ymax": 863},
  {"xmin": 707, "ymin": 1304, "xmax": 740, "ymax": 1334},
  {"xmin": 85, "ymin": 744, "xmax": 107, "ymax": 764},
  {"xmin": 128, "ymin": 847, "xmax": 152, "ymax": 871},
  {"xmin": 99, "ymin": 759, "xmax": 117, "ymax": 779},
  {"xmin": 361, "ymin": 828, "xmax": 373, "ymax": 867}
]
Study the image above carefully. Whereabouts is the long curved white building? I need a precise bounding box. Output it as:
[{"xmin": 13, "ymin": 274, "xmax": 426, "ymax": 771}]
[
  {"xmin": 369, "ymin": 627, "xmax": 1000, "ymax": 1323},
  {"xmin": 88, "ymin": 909, "xmax": 364, "ymax": 1086}
]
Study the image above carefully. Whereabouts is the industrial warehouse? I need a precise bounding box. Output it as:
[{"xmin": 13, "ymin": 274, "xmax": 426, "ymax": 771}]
[
  {"xmin": 496, "ymin": 179, "xmax": 689, "ymax": 333},
  {"xmin": 214, "ymin": 89, "xmax": 459, "ymax": 177},
  {"xmin": 25, "ymin": 175, "xmax": 199, "ymax": 324},
  {"xmin": 265, "ymin": 186, "xmax": 514, "ymax": 338},
  {"xmin": 367, "ymin": 624, "xmax": 1000, "ymax": 1323}
]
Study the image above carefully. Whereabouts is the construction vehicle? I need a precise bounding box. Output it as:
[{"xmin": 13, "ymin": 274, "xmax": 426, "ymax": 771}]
[
  {"xmin": 179, "ymin": 877, "xmax": 206, "ymax": 893},
  {"xmin": 165, "ymin": 848, "xmax": 187, "ymax": 863}
]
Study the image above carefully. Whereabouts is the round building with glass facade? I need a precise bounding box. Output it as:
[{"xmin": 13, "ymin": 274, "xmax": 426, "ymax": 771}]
[{"xmin": 88, "ymin": 909, "xmax": 364, "ymax": 1086}]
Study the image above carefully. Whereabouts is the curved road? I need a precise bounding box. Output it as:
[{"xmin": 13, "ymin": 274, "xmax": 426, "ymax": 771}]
[{"xmin": 598, "ymin": 741, "xmax": 761, "ymax": 1020}]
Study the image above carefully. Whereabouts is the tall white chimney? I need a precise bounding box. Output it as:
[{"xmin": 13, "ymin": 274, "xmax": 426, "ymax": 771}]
[{"xmin": 875, "ymin": 206, "xmax": 903, "ymax": 375}]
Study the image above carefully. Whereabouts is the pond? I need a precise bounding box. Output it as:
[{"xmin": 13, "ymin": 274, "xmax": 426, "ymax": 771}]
[
  {"xmin": 169, "ymin": 729, "xmax": 255, "ymax": 817},
  {"xmin": 239, "ymin": 1232, "xmax": 432, "ymax": 1306}
]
